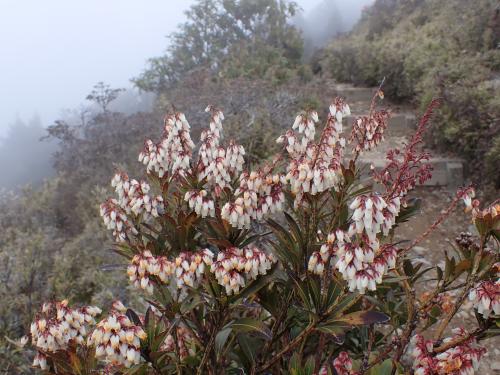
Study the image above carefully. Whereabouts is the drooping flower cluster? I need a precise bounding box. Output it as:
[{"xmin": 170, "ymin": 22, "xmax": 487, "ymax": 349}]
[
  {"xmin": 184, "ymin": 189, "xmax": 215, "ymax": 218},
  {"xmin": 197, "ymin": 106, "xmax": 245, "ymax": 194},
  {"xmin": 138, "ymin": 112, "xmax": 194, "ymax": 178},
  {"xmin": 127, "ymin": 249, "xmax": 213, "ymax": 297},
  {"xmin": 29, "ymin": 300, "xmax": 101, "ymax": 370},
  {"xmin": 309, "ymin": 229, "xmax": 397, "ymax": 294},
  {"xmin": 111, "ymin": 172, "xmax": 164, "ymax": 218},
  {"xmin": 100, "ymin": 198, "xmax": 137, "ymax": 241},
  {"xmin": 349, "ymin": 194, "xmax": 400, "ymax": 240},
  {"xmin": 333, "ymin": 351, "xmax": 356, "ymax": 375},
  {"xmin": 278, "ymin": 99, "xmax": 349, "ymax": 207},
  {"xmin": 89, "ymin": 307, "xmax": 147, "ymax": 368},
  {"xmin": 221, "ymin": 169, "xmax": 285, "ymax": 228},
  {"xmin": 162, "ymin": 324, "xmax": 197, "ymax": 360},
  {"xmin": 208, "ymin": 246, "xmax": 275, "ymax": 294},
  {"xmin": 411, "ymin": 329, "xmax": 486, "ymax": 375},
  {"xmin": 350, "ymin": 109, "xmax": 390, "ymax": 154},
  {"xmin": 335, "ymin": 233, "xmax": 397, "ymax": 294},
  {"xmin": 469, "ymin": 279, "xmax": 500, "ymax": 319},
  {"xmin": 319, "ymin": 351, "xmax": 357, "ymax": 375},
  {"xmin": 127, "ymin": 250, "xmax": 171, "ymax": 294},
  {"xmin": 100, "ymin": 172, "xmax": 164, "ymax": 241}
]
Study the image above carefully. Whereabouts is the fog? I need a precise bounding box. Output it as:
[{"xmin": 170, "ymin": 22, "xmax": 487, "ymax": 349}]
[{"xmin": 0, "ymin": 0, "xmax": 371, "ymax": 188}]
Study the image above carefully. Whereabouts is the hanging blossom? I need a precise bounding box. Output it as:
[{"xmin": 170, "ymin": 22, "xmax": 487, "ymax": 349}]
[
  {"xmin": 184, "ymin": 106, "xmax": 245, "ymax": 220},
  {"xmin": 28, "ymin": 300, "xmax": 101, "ymax": 370},
  {"xmin": 308, "ymin": 230, "xmax": 397, "ymax": 294},
  {"xmin": 350, "ymin": 108, "xmax": 390, "ymax": 155},
  {"xmin": 469, "ymin": 279, "xmax": 500, "ymax": 319},
  {"xmin": 111, "ymin": 172, "xmax": 164, "ymax": 218},
  {"xmin": 89, "ymin": 304, "xmax": 147, "ymax": 368},
  {"xmin": 349, "ymin": 194, "xmax": 401, "ymax": 241},
  {"xmin": 278, "ymin": 99, "xmax": 348, "ymax": 208},
  {"xmin": 184, "ymin": 189, "xmax": 215, "ymax": 218},
  {"xmin": 411, "ymin": 328, "xmax": 486, "ymax": 375},
  {"xmin": 208, "ymin": 246, "xmax": 275, "ymax": 295},
  {"xmin": 161, "ymin": 324, "xmax": 197, "ymax": 361},
  {"xmin": 197, "ymin": 106, "xmax": 245, "ymax": 195},
  {"xmin": 100, "ymin": 172, "xmax": 164, "ymax": 241},
  {"xmin": 319, "ymin": 351, "xmax": 357, "ymax": 375},
  {"xmin": 127, "ymin": 249, "xmax": 213, "ymax": 298},
  {"xmin": 100, "ymin": 198, "xmax": 137, "ymax": 242},
  {"xmin": 221, "ymin": 168, "xmax": 285, "ymax": 228},
  {"xmin": 138, "ymin": 112, "xmax": 194, "ymax": 178}
]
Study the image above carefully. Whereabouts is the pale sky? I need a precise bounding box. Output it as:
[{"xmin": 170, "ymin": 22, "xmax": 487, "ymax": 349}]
[{"xmin": 0, "ymin": 0, "xmax": 344, "ymax": 135}]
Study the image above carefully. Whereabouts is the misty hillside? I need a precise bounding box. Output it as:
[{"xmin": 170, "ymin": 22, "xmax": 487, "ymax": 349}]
[
  {"xmin": 0, "ymin": 117, "xmax": 57, "ymax": 189},
  {"xmin": 1, "ymin": 1, "xmax": 499, "ymax": 373}
]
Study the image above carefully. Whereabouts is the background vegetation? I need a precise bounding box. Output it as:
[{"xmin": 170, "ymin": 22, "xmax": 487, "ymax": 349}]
[{"xmin": 318, "ymin": 0, "xmax": 500, "ymax": 193}]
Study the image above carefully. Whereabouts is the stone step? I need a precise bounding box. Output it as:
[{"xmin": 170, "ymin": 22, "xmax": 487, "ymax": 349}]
[
  {"xmin": 358, "ymin": 157, "xmax": 464, "ymax": 189},
  {"xmin": 331, "ymin": 84, "xmax": 376, "ymax": 102},
  {"xmin": 344, "ymin": 113, "xmax": 416, "ymax": 136}
]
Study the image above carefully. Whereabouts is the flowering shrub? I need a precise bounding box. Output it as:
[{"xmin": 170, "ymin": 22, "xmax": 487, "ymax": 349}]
[{"xmin": 19, "ymin": 92, "xmax": 499, "ymax": 374}]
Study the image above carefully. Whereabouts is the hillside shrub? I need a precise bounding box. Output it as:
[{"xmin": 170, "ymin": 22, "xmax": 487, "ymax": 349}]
[{"xmin": 17, "ymin": 93, "xmax": 499, "ymax": 374}]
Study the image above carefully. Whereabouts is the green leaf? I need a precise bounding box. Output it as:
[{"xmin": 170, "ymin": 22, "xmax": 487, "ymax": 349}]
[
  {"xmin": 231, "ymin": 318, "xmax": 271, "ymax": 340},
  {"xmin": 326, "ymin": 293, "xmax": 359, "ymax": 318},
  {"xmin": 396, "ymin": 198, "xmax": 421, "ymax": 224},
  {"xmin": 237, "ymin": 334, "xmax": 260, "ymax": 368},
  {"xmin": 315, "ymin": 323, "xmax": 346, "ymax": 343},
  {"xmin": 322, "ymin": 279, "xmax": 343, "ymax": 310},
  {"xmin": 126, "ymin": 309, "xmax": 142, "ymax": 327},
  {"xmin": 334, "ymin": 311, "xmax": 389, "ymax": 326},
  {"xmin": 307, "ymin": 276, "xmax": 322, "ymax": 312},
  {"xmin": 303, "ymin": 356, "xmax": 315, "ymax": 375},
  {"xmin": 436, "ymin": 266, "xmax": 443, "ymax": 281},
  {"xmin": 368, "ymin": 359, "xmax": 394, "ymax": 375},
  {"xmin": 215, "ymin": 326, "xmax": 233, "ymax": 354},
  {"xmin": 403, "ymin": 259, "xmax": 414, "ymax": 277}
]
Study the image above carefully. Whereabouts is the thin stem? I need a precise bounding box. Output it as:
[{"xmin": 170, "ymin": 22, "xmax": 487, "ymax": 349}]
[{"xmin": 257, "ymin": 321, "xmax": 316, "ymax": 372}]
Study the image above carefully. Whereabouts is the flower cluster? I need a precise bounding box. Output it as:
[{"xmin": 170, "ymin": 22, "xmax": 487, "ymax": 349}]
[
  {"xmin": 100, "ymin": 172, "xmax": 164, "ymax": 241},
  {"xmin": 29, "ymin": 300, "xmax": 101, "ymax": 370},
  {"xmin": 127, "ymin": 249, "xmax": 213, "ymax": 297},
  {"xmin": 100, "ymin": 198, "xmax": 137, "ymax": 241},
  {"xmin": 411, "ymin": 329, "xmax": 486, "ymax": 375},
  {"xmin": 221, "ymin": 169, "xmax": 285, "ymax": 228},
  {"xmin": 138, "ymin": 112, "xmax": 194, "ymax": 178},
  {"xmin": 309, "ymin": 229, "xmax": 397, "ymax": 294},
  {"xmin": 319, "ymin": 351, "xmax": 356, "ymax": 375},
  {"xmin": 278, "ymin": 100, "xmax": 349, "ymax": 207},
  {"xmin": 185, "ymin": 189, "xmax": 216, "ymax": 218},
  {"xmin": 349, "ymin": 194, "xmax": 400, "ymax": 240},
  {"xmin": 197, "ymin": 106, "xmax": 245, "ymax": 194},
  {"xmin": 333, "ymin": 351, "xmax": 356, "ymax": 375},
  {"xmin": 111, "ymin": 172, "xmax": 164, "ymax": 218},
  {"xmin": 350, "ymin": 109, "xmax": 390, "ymax": 154},
  {"xmin": 208, "ymin": 246, "xmax": 275, "ymax": 294},
  {"xmin": 89, "ymin": 308, "xmax": 147, "ymax": 368},
  {"xmin": 469, "ymin": 280, "xmax": 500, "ymax": 319},
  {"xmin": 127, "ymin": 250, "xmax": 172, "ymax": 294},
  {"xmin": 162, "ymin": 324, "xmax": 196, "ymax": 360},
  {"xmin": 335, "ymin": 234, "xmax": 397, "ymax": 294}
]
